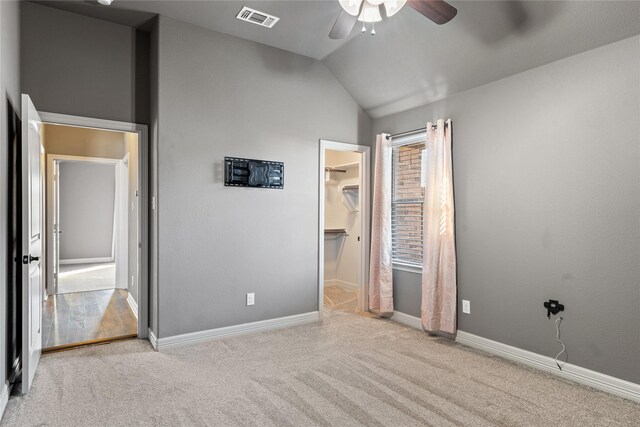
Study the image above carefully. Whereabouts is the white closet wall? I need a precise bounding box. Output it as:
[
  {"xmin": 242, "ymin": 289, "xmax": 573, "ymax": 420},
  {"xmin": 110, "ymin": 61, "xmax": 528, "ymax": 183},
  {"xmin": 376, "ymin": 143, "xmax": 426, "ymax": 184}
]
[{"xmin": 324, "ymin": 150, "xmax": 362, "ymax": 289}]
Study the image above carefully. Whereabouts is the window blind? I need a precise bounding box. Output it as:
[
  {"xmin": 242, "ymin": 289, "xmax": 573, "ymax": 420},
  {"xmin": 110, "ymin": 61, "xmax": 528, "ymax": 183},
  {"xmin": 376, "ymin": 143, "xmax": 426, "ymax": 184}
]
[{"xmin": 391, "ymin": 143, "xmax": 425, "ymax": 266}]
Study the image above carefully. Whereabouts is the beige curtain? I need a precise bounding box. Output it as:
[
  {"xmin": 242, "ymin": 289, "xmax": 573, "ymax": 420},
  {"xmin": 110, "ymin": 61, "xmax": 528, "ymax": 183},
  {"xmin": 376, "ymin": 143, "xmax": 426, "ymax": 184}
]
[
  {"xmin": 369, "ymin": 133, "xmax": 394, "ymax": 315},
  {"xmin": 421, "ymin": 119, "xmax": 457, "ymax": 334}
]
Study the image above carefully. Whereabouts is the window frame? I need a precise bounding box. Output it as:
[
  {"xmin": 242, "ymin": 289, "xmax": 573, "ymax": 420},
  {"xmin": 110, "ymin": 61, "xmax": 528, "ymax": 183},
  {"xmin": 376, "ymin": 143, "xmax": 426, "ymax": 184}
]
[{"xmin": 390, "ymin": 131, "xmax": 427, "ymax": 272}]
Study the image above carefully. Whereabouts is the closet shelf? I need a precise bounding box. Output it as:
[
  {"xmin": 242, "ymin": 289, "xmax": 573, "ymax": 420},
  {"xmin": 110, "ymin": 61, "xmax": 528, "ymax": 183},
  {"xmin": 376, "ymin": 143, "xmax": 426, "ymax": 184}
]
[
  {"xmin": 341, "ymin": 184, "xmax": 359, "ymax": 191},
  {"xmin": 325, "ymin": 229, "xmax": 347, "ymax": 235},
  {"xmin": 326, "ymin": 162, "xmax": 359, "ymax": 171},
  {"xmin": 324, "ymin": 229, "xmax": 348, "ymax": 239}
]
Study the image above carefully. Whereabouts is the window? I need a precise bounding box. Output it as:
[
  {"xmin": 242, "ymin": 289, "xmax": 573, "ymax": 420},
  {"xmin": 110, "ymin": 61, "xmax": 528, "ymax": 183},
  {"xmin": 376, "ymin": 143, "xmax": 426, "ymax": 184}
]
[{"xmin": 391, "ymin": 143, "xmax": 425, "ymax": 267}]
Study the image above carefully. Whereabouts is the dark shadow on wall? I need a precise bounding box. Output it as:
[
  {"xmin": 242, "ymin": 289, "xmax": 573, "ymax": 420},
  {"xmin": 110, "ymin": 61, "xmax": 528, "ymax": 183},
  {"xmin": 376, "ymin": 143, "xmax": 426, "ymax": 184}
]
[
  {"xmin": 457, "ymin": 0, "xmax": 564, "ymax": 45},
  {"xmin": 132, "ymin": 28, "xmax": 152, "ymax": 125},
  {"xmin": 6, "ymin": 98, "xmax": 22, "ymax": 386}
]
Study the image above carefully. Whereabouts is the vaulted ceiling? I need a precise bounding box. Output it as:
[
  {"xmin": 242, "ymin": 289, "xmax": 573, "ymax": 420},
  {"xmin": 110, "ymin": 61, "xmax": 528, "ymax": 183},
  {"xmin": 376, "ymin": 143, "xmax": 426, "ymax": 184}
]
[{"xmin": 38, "ymin": 1, "xmax": 640, "ymax": 118}]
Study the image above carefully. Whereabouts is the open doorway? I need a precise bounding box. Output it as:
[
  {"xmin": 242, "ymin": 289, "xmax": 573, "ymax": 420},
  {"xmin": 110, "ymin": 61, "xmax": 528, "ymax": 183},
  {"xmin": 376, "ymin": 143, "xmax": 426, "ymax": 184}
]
[
  {"xmin": 319, "ymin": 140, "xmax": 370, "ymax": 317},
  {"xmin": 42, "ymin": 124, "xmax": 139, "ymax": 351}
]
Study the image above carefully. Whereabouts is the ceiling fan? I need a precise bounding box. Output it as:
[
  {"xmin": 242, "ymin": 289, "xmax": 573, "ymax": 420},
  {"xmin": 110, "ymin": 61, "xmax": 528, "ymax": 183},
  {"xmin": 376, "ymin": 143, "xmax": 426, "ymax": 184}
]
[{"xmin": 330, "ymin": 0, "xmax": 458, "ymax": 38}]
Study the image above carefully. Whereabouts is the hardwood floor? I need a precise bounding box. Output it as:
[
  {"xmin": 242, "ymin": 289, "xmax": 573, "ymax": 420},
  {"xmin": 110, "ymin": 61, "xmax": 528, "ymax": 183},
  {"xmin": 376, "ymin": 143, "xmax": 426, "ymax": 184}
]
[
  {"xmin": 58, "ymin": 262, "xmax": 116, "ymax": 294},
  {"xmin": 42, "ymin": 289, "xmax": 137, "ymax": 350}
]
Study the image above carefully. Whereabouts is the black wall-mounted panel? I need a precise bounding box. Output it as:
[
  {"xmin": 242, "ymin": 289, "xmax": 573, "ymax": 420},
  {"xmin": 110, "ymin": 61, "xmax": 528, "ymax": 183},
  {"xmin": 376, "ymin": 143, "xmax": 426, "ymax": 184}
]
[{"xmin": 224, "ymin": 157, "xmax": 284, "ymax": 189}]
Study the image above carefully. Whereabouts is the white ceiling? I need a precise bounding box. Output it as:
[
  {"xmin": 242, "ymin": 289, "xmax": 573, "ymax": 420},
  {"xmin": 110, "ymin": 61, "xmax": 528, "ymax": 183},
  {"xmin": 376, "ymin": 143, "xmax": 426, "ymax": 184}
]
[{"xmin": 39, "ymin": 1, "xmax": 640, "ymax": 118}]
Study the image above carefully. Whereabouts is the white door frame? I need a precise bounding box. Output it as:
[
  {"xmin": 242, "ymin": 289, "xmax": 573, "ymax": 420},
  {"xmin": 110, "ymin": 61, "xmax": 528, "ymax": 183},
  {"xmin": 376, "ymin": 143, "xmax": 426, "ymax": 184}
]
[
  {"xmin": 318, "ymin": 140, "xmax": 371, "ymax": 317},
  {"xmin": 115, "ymin": 153, "xmax": 129, "ymax": 290},
  {"xmin": 46, "ymin": 154, "xmax": 124, "ymax": 291},
  {"xmin": 40, "ymin": 112, "xmax": 150, "ymax": 340}
]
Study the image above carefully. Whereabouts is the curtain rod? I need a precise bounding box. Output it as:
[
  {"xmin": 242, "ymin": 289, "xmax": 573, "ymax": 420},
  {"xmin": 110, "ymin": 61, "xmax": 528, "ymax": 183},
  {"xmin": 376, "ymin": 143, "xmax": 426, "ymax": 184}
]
[{"xmin": 386, "ymin": 123, "xmax": 448, "ymax": 140}]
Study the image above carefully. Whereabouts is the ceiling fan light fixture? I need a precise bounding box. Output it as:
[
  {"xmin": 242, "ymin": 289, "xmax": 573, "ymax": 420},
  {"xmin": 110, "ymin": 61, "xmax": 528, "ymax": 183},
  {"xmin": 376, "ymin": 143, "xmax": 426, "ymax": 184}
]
[
  {"xmin": 358, "ymin": 1, "xmax": 382, "ymax": 23},
  {"xmin": 339, "ymin": 0, "xmax": 363, "ymax": 16},
  {"xmin": 97, "ymin": 0, "xmax": 113, "ymax": 5},
  {"xmin": 384, "ymin": 0, "xmax": 406, "ymax": 17}
]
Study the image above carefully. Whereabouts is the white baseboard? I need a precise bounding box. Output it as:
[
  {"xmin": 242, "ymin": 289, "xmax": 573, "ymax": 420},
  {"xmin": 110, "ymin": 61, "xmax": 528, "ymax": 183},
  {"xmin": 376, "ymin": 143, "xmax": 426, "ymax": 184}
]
[
  {"xmin": 1, "ymin": 382, "xmax": 8, "ymax": 422},
  {"xmin": 324, "ymin": 279, "xmax": 359, "ymax": 290},
  {"xmin": 456, "ymin": 331, "xmax": 640, "ymax": 403},
  {"xmin": 156, "ymin": 311, "xmax": 320, "ymax": 351},
  {"xmin": 148, "ymin": 329, "xmax": 158, "ymax": 350},
  {"xmin": 126, "ymin": 293, "xmax": 138, "ymax": 319},
  {"xmin": 59, "ymin": 257, "xmax": 113, "ymax": 265},
  {"xmin": 391, "ymin": 311, "xmax": 424, "ymax": 330}
]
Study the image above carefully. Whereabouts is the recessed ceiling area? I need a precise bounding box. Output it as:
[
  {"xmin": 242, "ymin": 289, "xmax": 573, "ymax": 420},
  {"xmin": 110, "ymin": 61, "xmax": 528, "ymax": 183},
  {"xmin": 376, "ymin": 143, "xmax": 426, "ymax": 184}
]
[{"xmin": 37, "ymin": 1, "xmax": 640, "ymax": 118}]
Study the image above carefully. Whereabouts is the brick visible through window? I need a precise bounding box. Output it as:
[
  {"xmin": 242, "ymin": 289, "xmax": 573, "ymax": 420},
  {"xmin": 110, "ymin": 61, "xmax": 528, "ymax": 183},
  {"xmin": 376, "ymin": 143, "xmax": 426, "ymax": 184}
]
[{"xmin": 392, "ymin": 143, "xmax": 425, "ymax": 266}]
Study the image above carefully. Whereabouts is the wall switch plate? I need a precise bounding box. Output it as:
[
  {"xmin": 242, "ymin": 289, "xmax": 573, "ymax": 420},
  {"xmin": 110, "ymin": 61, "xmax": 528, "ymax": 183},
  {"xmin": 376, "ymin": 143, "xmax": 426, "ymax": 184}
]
[
  {"xmin": 462, "ymin": 300, "xmax": 471, "ymax": 314},
  {"xmin": 246, "ymin": 293, "xmax": 255, "ymax": 306}
]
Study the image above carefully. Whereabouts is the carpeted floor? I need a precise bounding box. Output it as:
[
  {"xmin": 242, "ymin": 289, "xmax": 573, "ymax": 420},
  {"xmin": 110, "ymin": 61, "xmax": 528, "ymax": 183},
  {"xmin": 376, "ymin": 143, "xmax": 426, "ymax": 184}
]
[{"xmin": 3, "ymin": 309, "xmax": 639, "ymax": 426}]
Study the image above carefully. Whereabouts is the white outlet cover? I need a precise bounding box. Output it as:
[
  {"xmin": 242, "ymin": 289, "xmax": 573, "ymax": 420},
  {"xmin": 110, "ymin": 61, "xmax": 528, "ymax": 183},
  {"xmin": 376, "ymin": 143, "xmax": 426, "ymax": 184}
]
[
  {"xmin": 462, "ymin": 300, "xmax": 471, "ymax": 314},
  {"xmin": 247, "ymin": 293, "xmax": 255, "ymax": 306}
]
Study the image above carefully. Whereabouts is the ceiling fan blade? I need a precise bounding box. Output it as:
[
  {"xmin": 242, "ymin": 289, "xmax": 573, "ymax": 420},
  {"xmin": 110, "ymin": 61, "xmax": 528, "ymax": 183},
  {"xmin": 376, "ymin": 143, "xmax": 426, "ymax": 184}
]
[
  {"xmin": 329, "ymin": 9, "xmax": 358, "ymax": 39},
  {"xmin": 408, "ymin": 0, "xmax": 458, "ymax": 25}
]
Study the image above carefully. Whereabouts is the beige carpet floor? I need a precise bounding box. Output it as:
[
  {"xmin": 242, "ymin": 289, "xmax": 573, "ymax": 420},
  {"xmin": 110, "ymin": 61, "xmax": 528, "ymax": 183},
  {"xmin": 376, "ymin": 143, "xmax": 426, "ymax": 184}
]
[{"xmin": 2, "ymin": 309, "xmax": 639, "ymax": 426}]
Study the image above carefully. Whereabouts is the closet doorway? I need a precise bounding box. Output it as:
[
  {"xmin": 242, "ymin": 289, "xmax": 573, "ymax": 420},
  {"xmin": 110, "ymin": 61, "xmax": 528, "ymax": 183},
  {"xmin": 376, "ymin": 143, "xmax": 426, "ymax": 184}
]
[{"xmin": 319, "ymin": 140, "xmax": 370, "ymax": 316}]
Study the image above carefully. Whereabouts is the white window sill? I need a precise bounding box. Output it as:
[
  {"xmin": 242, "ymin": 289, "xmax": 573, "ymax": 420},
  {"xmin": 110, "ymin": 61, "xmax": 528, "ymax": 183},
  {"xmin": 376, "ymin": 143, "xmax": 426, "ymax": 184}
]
[{"xmin": 393, "ymin": 262, "xmax": 423, "ymax": 274}]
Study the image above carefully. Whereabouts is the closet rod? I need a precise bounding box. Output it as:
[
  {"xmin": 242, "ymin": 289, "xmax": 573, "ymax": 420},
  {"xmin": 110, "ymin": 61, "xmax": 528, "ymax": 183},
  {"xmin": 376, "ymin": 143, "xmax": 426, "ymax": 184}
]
[{"xmin": 386, "ymin": 122, "xmax": 448, "ymax": 140}]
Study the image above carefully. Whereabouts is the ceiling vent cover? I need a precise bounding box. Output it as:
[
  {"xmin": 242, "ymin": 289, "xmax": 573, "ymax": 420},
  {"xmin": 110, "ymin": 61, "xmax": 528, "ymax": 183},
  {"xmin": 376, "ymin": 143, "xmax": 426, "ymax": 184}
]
[{"xmin": 236, "ymin": 6, "xmax": 279, "ymax": 29}]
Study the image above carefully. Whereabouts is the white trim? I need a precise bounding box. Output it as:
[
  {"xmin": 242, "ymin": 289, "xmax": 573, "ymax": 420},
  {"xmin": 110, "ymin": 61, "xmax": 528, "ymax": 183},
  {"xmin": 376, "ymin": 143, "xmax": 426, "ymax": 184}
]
[
  {"xmin": 114, "ymin": 157, "xmax": 129, "ymax": 289},
  {"xmin": 40, "ymin": 112, "xmax": 142, "ymax": 133},
  {"xmin": 127, "ymin": 293, "xmax": 139, "ymax": 319},
  {"xmin": 391, "ymin": 131, "xmax": 426, "ymax": 147},
  {"xmin": 324, "ymin": 279, "xmax": 359, "ymax": 291},
  {"xmin": 0, "ymin": 383, "xmax": 8, "ymax": 421},
  {"xmin": 47, "ymin": 154, "xmax": 121, "ymax": 165},
  {"xmin": 156, "ymin": 312, "xmax": 320, "ymax": 351},
  {"xmin": 46, "ymin": 154, "xmax": 120, "ymax": 295},
  {"xmin": 148, "ymin": 329, "xmax": 158, "ymax": 350},
  {"xmin": 393, "ymin": 262, "xmax": 423, "ymax": 274},
  {"xmin": 319, "ymin": 140, "xmax": 371, "ymax": 317},
  {"xmin": 456, "ymin": 331, "xmax": 640, "ymax": 403},
  {"xmin": 59, "ymin": 257, "xmax": 113, "ymax": 265},
  {"xmin": 40, "ymin": 112, "xmax": 149, "ymax": 340},
  {"xmin": 391, "ymin": 311, "xmax": 423, "ymax": 330}
]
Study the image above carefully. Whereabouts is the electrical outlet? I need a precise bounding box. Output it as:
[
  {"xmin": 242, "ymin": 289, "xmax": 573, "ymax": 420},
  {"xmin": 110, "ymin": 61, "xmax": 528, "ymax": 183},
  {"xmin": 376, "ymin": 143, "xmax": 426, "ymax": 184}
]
[
  {"xmin": 246, "ymin": 293, "xmax": 255, "ymax": 306},
  {"xmin": 462, "ymin": 300, "xmax": 471, "ymax": 314}
]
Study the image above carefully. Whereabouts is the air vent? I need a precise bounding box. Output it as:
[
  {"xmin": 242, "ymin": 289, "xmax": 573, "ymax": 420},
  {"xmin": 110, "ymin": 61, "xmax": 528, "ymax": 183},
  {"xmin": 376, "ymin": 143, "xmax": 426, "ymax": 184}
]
[{"xmin": 236, "ymin": 6, "xmax": 279, "ymax": 29}]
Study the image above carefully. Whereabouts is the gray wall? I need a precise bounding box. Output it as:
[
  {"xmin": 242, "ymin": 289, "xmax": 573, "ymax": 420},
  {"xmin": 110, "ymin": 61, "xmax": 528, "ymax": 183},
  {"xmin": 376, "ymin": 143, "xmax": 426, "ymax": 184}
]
[
  {"xmin": 59, "ymin": 163, "xmax": 116, "ymax": 261},
  {"xmin": 0, "ymin": 0, "xmax": 20, "ymax": 406},
  {"xmin": 154, "ymin": 16, "xmax": 371, "ymax": 338},
  {"xmin": 373, "ymin": 36, "xmax": 640, "ymax": 383},
  {"xmin": 20, "ymin": 2, "xmax": 149, "ymax": 124}
]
